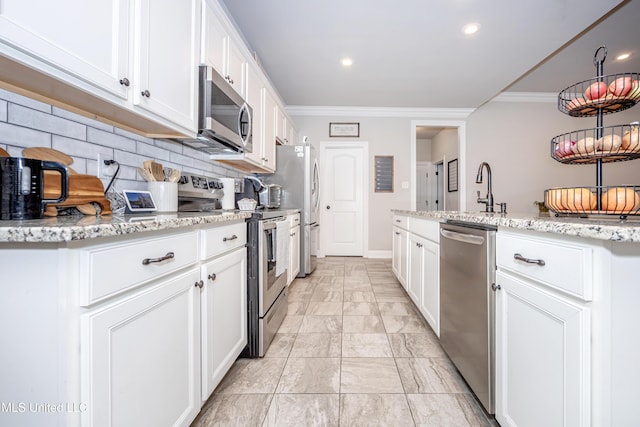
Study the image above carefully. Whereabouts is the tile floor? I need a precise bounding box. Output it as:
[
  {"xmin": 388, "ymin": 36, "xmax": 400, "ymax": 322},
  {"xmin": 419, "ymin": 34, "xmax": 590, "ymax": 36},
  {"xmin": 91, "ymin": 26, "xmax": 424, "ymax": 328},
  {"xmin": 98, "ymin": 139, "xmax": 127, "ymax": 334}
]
[{"xmin": 191, "ymin": 257, "xmax": 496, "ymax": 427}]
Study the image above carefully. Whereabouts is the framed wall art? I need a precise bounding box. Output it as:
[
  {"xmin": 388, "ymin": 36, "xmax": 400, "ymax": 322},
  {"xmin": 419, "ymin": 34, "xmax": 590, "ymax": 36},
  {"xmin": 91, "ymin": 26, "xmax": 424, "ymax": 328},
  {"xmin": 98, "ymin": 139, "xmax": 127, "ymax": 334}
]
[
  {"xmin": 329, "ymin": 122, "xmax": 360, "ymax": 137},
  {"xmin": 447, "ymin": 159, "xmax": 458, "ymax": 192}
]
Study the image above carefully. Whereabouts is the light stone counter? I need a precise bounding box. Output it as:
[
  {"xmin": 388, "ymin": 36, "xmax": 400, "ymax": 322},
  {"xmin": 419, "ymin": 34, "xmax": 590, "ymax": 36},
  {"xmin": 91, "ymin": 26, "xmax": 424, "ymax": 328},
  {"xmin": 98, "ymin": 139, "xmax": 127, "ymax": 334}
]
[
  {"xmin": 0, "ymin": 211, "xmax": 253, "ymax": 243},
  {"xmin": 392, "ymin": 210, "xmax": 640, "ymax": 243}
]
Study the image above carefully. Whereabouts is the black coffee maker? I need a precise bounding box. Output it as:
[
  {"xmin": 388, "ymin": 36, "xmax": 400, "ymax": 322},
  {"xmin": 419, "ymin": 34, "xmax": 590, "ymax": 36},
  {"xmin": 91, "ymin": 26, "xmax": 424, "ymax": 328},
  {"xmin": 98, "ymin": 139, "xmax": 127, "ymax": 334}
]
[{"xmin": 0, "ymin": 157, "xmax": 69, "ymax": 220}]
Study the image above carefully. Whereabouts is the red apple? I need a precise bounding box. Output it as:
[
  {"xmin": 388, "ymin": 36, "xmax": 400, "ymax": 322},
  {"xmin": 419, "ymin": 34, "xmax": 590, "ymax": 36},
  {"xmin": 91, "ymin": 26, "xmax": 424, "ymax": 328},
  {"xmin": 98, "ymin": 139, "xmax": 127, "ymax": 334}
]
[
  {"xmin": 608, "ymin": 76, "xmax": 633, "ymax": 97},
  {"xmin": 585, "ymin": 82, "xmax": 608, "ymax": 100},
  {"xmin": 566, "ymin": 97, "xmax": 587, "ymax": 111},
  {"xmin": 555, "ymin": 140, "xmax": 575, "ymax": 157}
]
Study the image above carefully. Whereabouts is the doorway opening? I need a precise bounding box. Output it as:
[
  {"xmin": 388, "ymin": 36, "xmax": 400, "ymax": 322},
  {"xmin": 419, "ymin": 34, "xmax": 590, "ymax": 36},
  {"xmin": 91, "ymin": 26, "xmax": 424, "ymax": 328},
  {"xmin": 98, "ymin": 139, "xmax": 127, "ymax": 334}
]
[{"xmin": 411, "ymin": 120, "xmax": 467, "ymax": 212}]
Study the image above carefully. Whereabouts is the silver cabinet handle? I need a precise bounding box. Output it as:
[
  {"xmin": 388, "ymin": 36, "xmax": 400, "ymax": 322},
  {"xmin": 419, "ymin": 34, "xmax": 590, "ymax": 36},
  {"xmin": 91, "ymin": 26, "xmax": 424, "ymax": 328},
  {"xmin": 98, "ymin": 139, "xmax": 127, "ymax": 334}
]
[
  {"xmin": 223, "ymin": 235, "xmax": 238, "ymax": 242},
  {"xmin": 395, "ymin": 219, "xmax": 401, "ymax": 223},
  {"xmin": 119, "ymin": 77, "xmax": 130, "ymax": 86},
  {"xmin": 195, "ymin": 280, "xmax": 204, "ymax": 289},
  {"xmin": 514, "ymin": 253, "xmax": 546, "ymax": 266},
  {"xmin": 141, "ymin": 89, "xmax": 151, "ymax": 97},
  {"xmin": 142, "ymin": 251, "xmax": 174, "ymax": 265},
  {"xmin": 491, "ymin": 283, "xmax": 501, "ymax": 291},
  {"xmin": 395, "ymin": 232, "xmax": 400, "ymax": 235},
  {"xmin": 208, "ymin": 274, "xmax": 216, "ymax": 282}
]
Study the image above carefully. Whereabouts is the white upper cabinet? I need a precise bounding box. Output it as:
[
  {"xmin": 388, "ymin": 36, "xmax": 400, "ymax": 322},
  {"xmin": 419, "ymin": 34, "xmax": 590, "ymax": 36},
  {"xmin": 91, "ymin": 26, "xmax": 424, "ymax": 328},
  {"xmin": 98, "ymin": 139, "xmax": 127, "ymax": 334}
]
[
  {"xmin": 0, "ymin": 0, "xmax": 130, "ymax": 99},
  {"xmin": 0, "ymin": 0, "xmax": 200, "ymax": 136},
  {"xmin": 201, "ymin": 0, "xmax": 246, "ymax": 96},
  {"xmin": 134, "ymin": 0, "xmax": 200, "ymax": 132}
]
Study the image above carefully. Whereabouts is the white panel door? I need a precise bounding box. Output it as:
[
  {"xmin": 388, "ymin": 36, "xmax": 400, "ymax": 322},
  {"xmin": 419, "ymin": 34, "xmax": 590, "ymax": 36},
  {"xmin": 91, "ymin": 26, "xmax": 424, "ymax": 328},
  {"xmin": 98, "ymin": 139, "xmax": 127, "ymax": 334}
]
[{"xmin": 321, "ymin": 144, "xmax": 365, "ymax": 256}]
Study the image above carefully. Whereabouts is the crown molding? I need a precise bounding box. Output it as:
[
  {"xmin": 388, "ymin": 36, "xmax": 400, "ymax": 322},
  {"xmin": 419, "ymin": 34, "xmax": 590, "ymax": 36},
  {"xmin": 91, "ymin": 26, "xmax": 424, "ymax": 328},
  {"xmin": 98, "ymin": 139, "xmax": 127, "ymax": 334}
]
[
  {"xmin": 285, "ymin": 105, "xmax": 474, "ymax": 119},
  {"xmin": 492, "ymin": 92, "xmax": 557, "ymax": 103}
]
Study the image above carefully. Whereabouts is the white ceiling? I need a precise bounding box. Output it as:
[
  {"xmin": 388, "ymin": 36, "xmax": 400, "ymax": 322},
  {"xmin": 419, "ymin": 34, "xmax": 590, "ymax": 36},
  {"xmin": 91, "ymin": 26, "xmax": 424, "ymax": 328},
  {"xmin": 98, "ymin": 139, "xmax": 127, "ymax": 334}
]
[{"xmin": 219, "ymin": 0, "xmax": 638, "ymax": 109}]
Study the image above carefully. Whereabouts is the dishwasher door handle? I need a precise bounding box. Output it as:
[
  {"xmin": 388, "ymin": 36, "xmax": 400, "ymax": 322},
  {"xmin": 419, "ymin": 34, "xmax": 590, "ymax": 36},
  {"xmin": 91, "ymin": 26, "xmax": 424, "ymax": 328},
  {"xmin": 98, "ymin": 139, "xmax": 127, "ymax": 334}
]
[{"xmin": 440, "ymin": 228, "xmax": 485, "ymax": 245}]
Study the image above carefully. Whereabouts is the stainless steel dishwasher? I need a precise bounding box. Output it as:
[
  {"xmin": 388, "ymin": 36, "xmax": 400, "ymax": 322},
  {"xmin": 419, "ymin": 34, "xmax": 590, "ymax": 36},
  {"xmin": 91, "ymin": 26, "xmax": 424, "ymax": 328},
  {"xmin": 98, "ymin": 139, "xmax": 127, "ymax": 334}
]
[{"xmin": 439, "ymin": 220, "xmax": 496, "ymax": 414}]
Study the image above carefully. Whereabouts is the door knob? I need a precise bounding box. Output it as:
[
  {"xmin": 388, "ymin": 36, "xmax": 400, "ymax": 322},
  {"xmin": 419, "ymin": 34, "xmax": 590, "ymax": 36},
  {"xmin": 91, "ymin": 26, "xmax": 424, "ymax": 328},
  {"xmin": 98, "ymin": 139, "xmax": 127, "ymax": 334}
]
[{"xmin": 326, "ymin": 205, "xmax": 331, "ymax": 210}]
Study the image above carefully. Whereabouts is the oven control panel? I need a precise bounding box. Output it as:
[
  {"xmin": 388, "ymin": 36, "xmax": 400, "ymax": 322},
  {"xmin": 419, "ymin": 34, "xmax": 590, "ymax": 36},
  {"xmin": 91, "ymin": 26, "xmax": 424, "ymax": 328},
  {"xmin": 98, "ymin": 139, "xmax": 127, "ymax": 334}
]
[{"xmin": 177, "ymin": 173, "xmax": 224, "ymax": 199}]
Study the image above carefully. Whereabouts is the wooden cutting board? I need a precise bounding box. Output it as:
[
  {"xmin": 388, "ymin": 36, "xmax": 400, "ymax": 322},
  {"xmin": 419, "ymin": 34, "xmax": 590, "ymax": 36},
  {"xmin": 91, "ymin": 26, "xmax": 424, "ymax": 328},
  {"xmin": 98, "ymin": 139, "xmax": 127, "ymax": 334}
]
[
  {"xmin": 22, "ymin": 147, "xmax": 75, "ymax": 169},
  {"xmin": 0, "ymin": 147, "xmax": 9, "ymax": 157},
  {"xmin": 43, "ymin": 171, "xmax": 112, "ymax": 215}
]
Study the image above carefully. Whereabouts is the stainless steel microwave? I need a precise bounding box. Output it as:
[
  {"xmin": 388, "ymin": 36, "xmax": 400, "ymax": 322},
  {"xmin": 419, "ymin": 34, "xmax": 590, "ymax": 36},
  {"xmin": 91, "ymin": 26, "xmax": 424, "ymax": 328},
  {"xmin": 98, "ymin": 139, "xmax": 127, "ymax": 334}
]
[{"xmin": 178, "ymin": 65, "xmax": 252, "ymax": 154}]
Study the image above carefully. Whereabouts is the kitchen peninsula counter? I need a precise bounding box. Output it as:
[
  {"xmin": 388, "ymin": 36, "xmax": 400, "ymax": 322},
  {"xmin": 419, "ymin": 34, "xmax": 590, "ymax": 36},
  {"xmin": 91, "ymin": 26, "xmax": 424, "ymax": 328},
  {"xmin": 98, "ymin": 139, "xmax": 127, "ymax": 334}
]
[
  {"xmin": 0, "ymin": 211, "xmax": 254, "ymax": 243},
  {"xmin": 392, "ymin": 209, "xmax": 640, "ymax": 243}
]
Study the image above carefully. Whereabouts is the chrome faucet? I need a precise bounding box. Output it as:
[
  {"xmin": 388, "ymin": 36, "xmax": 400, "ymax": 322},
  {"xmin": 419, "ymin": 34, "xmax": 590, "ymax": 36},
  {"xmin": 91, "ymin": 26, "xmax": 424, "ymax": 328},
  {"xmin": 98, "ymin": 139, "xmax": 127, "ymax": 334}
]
[{"xmin": 476, "ymin": 162, "xmax": 494, "ymax": 213}]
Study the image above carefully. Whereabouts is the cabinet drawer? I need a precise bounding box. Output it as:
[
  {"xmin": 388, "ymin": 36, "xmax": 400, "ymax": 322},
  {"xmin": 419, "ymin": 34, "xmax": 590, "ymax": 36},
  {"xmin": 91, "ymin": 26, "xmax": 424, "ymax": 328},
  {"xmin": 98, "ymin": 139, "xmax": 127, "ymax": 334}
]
[
  {"xmin": 201, "ymin": 222, "xmax": 247, "ymax": 260},
  {"xmin": 392, "ymin": 214, "xmax": 409, "ymax": 230},
  {"xmin": 408, "ymin": 217, "xmax": 440, "ymax": 242},
  {"xmin": 289, "ymin": 213, "xmax": 301, "ymax": 228},
  {"xmin": 79, "ymin": 231, "xmax": 198, "ymax": 306},
  {"xmin": 496, "ymin": 231, "xmax": 592, "ymax": 300}
]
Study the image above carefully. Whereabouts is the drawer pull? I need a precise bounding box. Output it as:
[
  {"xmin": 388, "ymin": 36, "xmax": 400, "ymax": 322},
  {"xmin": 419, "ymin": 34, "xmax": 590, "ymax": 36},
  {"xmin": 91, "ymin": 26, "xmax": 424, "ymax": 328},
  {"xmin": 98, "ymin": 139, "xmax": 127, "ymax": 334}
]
[
  {"xmin": 195, "ymin": 280, "xmax": 204, "ymax": 289},
  {"xmin": 514, "ymin": 253, "xmax": 546, "ymax": 266},
  {"xmin": 395, "ymin": 219, "xmax": 401, "ymax": 223},
  {"xmin": 142, "ymin": 251, "xmax": 175, "ymax": 265},
  {"xmin": 208, "ymin": 274, "xmax": 217, "ymax": 282},
  {"xmin": 223, "ymin": 235, "xmax": 238, "ymax": 242},
  {"xmin": 491, "ymin": 283, "xmax": 501, "ymax": 291}
]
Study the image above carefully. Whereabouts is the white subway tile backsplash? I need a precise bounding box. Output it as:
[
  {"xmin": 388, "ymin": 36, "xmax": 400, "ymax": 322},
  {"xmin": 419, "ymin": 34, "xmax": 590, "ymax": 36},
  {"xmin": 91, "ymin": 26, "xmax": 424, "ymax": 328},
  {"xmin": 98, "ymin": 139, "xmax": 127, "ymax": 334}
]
[
  {"xmin": 136, "ymin": 141, "xmax": 171, "ymax": 162},
  {"xmin": 86, "ymin": 127, "xmax": 134, "ymax": 150},
  {"xmin": 51, "ymin": 106, "xmax": 114, "ymax": 133},
  {"xmin": 0, "ymin": 122, "xmax": 51, "ymax": 148},
  {"xmin": 113, "ymin": 127, "xmax": 156, "ymax": 145},
  {"xmin": 9, "ymin": 104, "xmax": 86, "ymax": 140},
  {"xmin": 0, "ymin": 89, "xmax": 244, "ymax": 185},
  {"xmin": 52, "ymin": 135, "xmax": 114, "ymax": 161},
  {"xmin": 154, "ymin": 138, "xmax": 184, "ymax": 154},
  {"xmin": 0, "ymin": 101, "xmax": 7, "ymax": 122},
  {"xmin": 0, "ymin": 88, "xmax": 52, "ymax": 113}
]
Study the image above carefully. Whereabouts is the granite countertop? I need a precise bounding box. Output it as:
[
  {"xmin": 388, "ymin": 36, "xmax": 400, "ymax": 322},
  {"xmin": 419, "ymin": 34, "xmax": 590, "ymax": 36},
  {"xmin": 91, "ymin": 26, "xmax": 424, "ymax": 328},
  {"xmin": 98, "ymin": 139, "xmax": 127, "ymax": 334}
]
[
  {"xmin": 392, "ymin": 210, "xmax": 640, "ymax": 243},
  {"xmin": 0, "ymin": 211, "xmax": 253, "ymax": 243}
]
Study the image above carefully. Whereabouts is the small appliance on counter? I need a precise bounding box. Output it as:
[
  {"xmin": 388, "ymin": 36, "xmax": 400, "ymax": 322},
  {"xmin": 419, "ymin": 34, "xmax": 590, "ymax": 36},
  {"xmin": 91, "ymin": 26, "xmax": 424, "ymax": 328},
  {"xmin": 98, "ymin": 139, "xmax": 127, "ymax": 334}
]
[
  {"xmin": 259, "ymin": 184, "xmax": 282, "ymax": 208},
  {"xmin": 0, "ymin": 156, "xmax": 69, "ymax": 220}
]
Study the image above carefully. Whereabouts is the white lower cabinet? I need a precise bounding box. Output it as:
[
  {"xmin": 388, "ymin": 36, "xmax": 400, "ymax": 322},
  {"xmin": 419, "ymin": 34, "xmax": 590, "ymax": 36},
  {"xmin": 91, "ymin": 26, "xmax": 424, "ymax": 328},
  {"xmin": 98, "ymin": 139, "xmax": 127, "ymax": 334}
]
[
  {"xmin": 200, "ymin": 247, "xmax": 247, "ymax": 400},
  {"xmin": 392, "ymin": 226, "xmax": 408, "ymax": 289},
  {"xmin": 495, "ymin": 270, "xmax": 590, "ymax": 427},
  {"xmin": 407, "ymin": 232, "xmax": 439, "ymax": 335},
  {"xmin": 81, "ymin": 268, "xmax": 201, "ymax": 427},
  {"xmin": 289, "ymin": 224, "xmax": 301, "ymax": 284}
]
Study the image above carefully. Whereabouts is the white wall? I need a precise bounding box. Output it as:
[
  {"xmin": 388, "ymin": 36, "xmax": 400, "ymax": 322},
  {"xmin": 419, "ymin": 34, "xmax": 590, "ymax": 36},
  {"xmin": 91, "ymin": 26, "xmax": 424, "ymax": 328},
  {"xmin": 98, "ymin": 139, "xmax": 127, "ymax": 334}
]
[{"xmin": 465, "ymin": 98, "xmax": 640, "ymax": 215}]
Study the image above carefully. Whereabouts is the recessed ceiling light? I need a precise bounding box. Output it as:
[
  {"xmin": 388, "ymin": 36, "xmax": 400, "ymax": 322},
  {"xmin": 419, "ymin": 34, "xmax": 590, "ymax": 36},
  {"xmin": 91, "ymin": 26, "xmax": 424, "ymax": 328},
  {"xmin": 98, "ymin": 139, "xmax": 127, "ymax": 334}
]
[
  {"xmin": 617, "ymin": 53, "xmax": 631, "ymax": 61},
  {"xmin": 462, "ymin": 23, "xmax": 480, "ymax": 35},
  {"xmin": 341, "ymin": 57, "xmax": 353, "ymax": 67}
]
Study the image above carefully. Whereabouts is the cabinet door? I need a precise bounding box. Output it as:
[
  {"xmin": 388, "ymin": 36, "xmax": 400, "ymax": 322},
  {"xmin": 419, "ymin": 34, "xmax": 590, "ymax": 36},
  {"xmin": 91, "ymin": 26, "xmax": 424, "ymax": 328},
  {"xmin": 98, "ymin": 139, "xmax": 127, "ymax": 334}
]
[
  {"xmin": 200, "ymin": 248, "xmax": 247, "ymax": 400},
  {"xmin": 0, "ymin": 0, "xmax": 129, "ymax": 99},
  {"xmin": 407, "ymin": 233, "xmax": 424, "ymax": 306},
  {"xmin": 81, "ymin": 269, "xmax": 201, "ymax": 427},
  {"xmin": 275, "ymin": 105, "xmax": 287, "ymax": 143},
  {"xmin": 392, "ymin": 226, "xmax": 408, "ymax": 289},
  {"xmin": 226, "ymin": 39, "xmax": 246, "ymax": 96},
  {"xmin": 200, "ymin": 0, "xmax": 226, "ymax": 75},
  {"xmin": 495, "ymin": 271, "xmax": 591, "ymax": 427},
  {"xmin": 134, "ymin": 0, "xmax": 199, "ymax": 132},
  {"xmin": 289, "ymin": 224, "xmax": 301, "ymax": 284},
  {"xmin": 420, "ymin": 239, "xmax": 439, "ymax": 336},
  {"xmin": 261, "ymin": 88, "xmax": 277, "ymax": 171},
  {"xmin": 244, "ymin": 65, "xmax": 264, "ymax": 166}
]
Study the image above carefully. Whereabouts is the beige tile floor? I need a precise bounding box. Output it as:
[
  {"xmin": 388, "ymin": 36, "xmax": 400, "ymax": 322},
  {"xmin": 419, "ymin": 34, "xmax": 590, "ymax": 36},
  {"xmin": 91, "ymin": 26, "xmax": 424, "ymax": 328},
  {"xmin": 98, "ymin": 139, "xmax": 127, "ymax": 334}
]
[{"xmin": 192, "ymin": 257, "xmax": 496, "ymax": 427}]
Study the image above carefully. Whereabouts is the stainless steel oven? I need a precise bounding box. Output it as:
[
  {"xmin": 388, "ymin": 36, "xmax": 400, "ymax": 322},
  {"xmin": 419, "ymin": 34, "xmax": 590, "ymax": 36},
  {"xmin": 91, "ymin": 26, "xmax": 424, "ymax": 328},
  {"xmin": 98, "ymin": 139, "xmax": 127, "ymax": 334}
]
[
  {"xmin": 257, "ymin": 217, "xmax": 288, "ymax": 355},
  {"xmin": 244, "ymin": 211, "xmax": 289, "ymax": 357}
]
